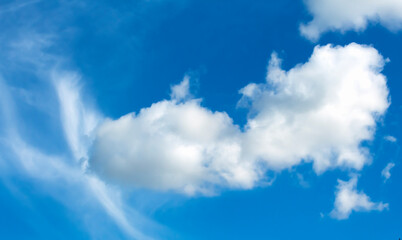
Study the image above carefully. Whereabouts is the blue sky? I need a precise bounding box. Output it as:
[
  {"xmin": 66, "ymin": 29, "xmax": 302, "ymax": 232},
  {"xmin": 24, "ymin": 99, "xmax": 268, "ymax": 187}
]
[{"xmin": 0, "ymin": 0, "xmax": 401, "ymax": 239}]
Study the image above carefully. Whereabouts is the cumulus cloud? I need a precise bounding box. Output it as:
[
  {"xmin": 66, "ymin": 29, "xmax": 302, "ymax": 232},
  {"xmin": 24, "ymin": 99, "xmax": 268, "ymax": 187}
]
[
  {"xmin": 382, "ymin": 162, "xmax": 395, "ymax": 182},
  {"xmin": 300, "ymin": 0, "xmax": 402, "ymax": 41},
  {"xmin": 240, "ymin": 43, "xmax": 389, "ymax": 173},
  {"xmin": 90, "ymin": 84, "xmax": 260, "ymax": 195},
  {"xmin": 330, "ymin": 177, "xmax": 388, "ymax": 220},
  {"xmin": 90, "ymin": 43, "xmax": 390, "ymax": 195}
]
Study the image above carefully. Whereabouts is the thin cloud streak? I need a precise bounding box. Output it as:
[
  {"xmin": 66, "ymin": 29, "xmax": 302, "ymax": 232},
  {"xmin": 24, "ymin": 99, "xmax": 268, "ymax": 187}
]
[
  {"xmin": 0, "ymin": 36, "xmax": 158, "ymax": 239},
  {"xmin": 0, "ymin": 0, "xmax": 41, "ymax": 16}
]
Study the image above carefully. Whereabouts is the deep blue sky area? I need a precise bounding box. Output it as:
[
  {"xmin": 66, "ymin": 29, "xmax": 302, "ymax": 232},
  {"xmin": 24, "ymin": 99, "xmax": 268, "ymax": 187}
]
[{"xmin": 0, "ymin": 0, "xmax": 401, "ymax": 239}]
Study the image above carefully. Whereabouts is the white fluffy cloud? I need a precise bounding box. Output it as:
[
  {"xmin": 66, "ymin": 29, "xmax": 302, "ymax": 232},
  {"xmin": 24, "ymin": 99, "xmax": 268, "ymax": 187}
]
[
  {"xmin": 90, "ymin": 43, "xmax": 389, "ymax": 195},
  {"xmin": 330, "ymin": 177, "xmax": 388, "ymax": 219},
  {"xmin": 381, "ymin": 162, "xmax": 395, "ymax": 182},
  {"xmin": 240, "ymin": 43, "xmax": 389, "ymax": 173},
  {"xmin": 90, "ymin": 97, "xmax": 260, "ymax": 195},
  {"xmin": 301, "ymin": 0, "xmax": 402, "ymax": 40}
]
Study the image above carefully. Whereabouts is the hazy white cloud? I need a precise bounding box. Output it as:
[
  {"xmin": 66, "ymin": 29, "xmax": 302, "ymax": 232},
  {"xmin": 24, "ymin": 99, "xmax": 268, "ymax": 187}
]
[
  {"xmin": 241, "ymin": 43, "xmax": 389, "ymax": 173},
  {"xmin": 330, "ymin": 177, "xmax": 388, "ymax": 220},
  {"xmin": 384, "ymin": 135, "xmax": 397, "ymax": 142},
  {"xmin": 296, "ymin": 173, "xmax": 310, "ymax": 188},
  {"xmin": 301, "ymin": 0, "xmax": 402, "ymax": 41},
  {"xmin": 382, "ymin": 162, "xmax": 395, "ymax": 182},
  {"xmin": 91, "ymin": 43, "xmax": 389, "ymax": 195},
  {"xmin": 170, "ymin": 75, "xmax": 191, "ymax": 102}
]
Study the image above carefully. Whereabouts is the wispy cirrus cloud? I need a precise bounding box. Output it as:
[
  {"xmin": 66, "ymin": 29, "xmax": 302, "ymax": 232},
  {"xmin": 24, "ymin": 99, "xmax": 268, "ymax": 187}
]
[{"xmin": 0, "ymin": 33, "xmax": 160, "ymax": 239}]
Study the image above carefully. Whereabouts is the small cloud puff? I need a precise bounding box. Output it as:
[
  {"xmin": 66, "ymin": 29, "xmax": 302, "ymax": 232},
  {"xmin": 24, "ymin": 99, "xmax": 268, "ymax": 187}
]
[
  {"xmin": 330, "ymin": 177, "xmax": 388, "ymax": 220},
  {"xmin": 382, "ymin": 162, "xmax": 395, "ymax": 182},
  {"xmin": 170, "ymin": 75, "xmax": 191, "ymax": 102},
  {"xmin": 384, "ymin": 135, "xmax": 397, "ymax": 142}
]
